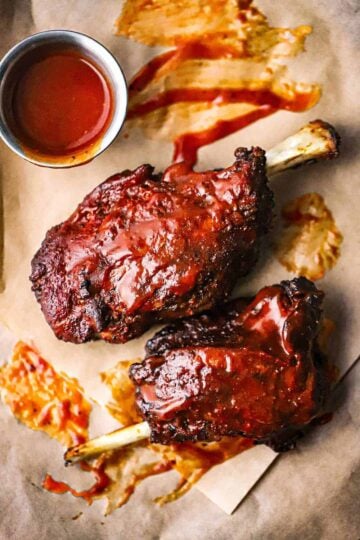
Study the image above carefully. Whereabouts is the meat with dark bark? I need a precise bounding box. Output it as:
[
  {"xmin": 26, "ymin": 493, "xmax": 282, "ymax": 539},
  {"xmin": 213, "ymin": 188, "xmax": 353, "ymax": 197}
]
[
  {"xmin": 130, "ymin": 278, "xmax": 331, "ymax": 451},
  {"xmin": 30, "ymin": 147, "xmax": 273, "ymax": 343}
]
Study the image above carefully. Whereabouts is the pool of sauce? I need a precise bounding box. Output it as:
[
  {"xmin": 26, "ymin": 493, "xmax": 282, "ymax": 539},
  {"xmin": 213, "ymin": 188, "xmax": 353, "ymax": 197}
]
[{"xmin": 7, "ymin": 48, "xmax": 113, "ymax": 158}]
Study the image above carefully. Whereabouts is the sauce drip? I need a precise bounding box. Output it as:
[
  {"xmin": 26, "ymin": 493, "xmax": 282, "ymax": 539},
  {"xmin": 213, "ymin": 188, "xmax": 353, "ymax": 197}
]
[
  {"xmin": 43, "ymin": 462, "xmax": 111, "ymax": 505},
  {"xmin": 153, "ymin": 437, "xmax": 254, "ymax": 505},
  {"xmin": 173, "ymin": 106, "xmax": 274, "ymax": 165},
  {"xmin": 9, "ymin": 50, "xmax": 113, "ymax": 157}
]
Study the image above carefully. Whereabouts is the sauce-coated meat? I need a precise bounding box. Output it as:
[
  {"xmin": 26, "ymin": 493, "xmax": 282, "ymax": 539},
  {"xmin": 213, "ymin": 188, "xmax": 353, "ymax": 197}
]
[
  {"xmin": 30, "ymin": 148, "xmax": 273, "ymax": 343},
  {"xmin": 130, "ymin": 278, "xmax": 331, "ymax": 451}
]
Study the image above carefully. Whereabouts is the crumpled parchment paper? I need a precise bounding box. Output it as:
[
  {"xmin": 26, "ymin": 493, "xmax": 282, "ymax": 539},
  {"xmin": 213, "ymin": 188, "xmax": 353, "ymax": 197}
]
[{"xmin": 0, "ymin": 0, "xmax": 359, "ymax": 536}]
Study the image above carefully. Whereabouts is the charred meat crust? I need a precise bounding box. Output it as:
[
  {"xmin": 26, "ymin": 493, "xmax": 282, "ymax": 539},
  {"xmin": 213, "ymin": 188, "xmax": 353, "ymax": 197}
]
[
  {"xmin": 130, "ymin": 278, "xmax": 331, "ymax": 450},
  {"xmin": 30, "ymin": 147, "xmax": 273, "ymax": 344}
]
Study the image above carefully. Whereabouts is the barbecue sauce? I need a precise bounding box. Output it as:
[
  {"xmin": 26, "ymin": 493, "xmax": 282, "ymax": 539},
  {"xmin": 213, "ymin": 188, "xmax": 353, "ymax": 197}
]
[
  {"xmin": 43, "ymin": 436, "xmax": 253, "ymax": 508},
  {"xmin": 7, "ymin": 49, "xmax": 113, "ymax": 160},
  {"xmin": 43, "ymin": 462, "xmax": 111, "ymax": 504}
]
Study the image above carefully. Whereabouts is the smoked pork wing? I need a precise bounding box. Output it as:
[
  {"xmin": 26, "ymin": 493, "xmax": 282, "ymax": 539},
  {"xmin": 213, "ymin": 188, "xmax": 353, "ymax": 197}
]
[{"xmin": 30, "ymin": 148, "xmax": 272, "ymax": 343}]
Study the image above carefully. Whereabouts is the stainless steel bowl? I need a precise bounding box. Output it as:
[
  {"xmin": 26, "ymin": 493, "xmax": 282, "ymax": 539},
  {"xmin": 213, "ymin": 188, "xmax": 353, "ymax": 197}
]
[{"xmin": 0, "ymin": 30, "xmax": 128, "ymax": 167}]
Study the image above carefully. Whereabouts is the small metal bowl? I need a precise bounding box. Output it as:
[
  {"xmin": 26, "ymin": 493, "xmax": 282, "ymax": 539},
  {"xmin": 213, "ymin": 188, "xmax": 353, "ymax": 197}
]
[{"xmin": 0, "ymin": 30, "xmax": 128, "ymax": 168}]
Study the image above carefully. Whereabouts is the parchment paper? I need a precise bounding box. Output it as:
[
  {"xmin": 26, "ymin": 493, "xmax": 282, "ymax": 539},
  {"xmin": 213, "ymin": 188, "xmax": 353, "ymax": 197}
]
[{"xmin": 0, "ymin": 0, "xmax": 359, "ymax": 536}]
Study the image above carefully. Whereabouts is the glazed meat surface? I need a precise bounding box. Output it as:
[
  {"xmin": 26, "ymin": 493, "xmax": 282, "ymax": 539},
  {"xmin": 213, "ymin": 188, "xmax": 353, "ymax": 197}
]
[
  {"xmin": 130, "ymin": 278, "xmax": 331, "ymax": 450},
  {"xmin": 30, "ymin": 148, "xmax": 273, "ymax": 343}
]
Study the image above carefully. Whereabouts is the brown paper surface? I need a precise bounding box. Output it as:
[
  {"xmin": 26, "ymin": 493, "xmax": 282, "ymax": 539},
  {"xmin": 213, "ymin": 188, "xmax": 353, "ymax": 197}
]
[{"xmin": 0, "ymin": 0, "xmax": 359, "ymax": 534}]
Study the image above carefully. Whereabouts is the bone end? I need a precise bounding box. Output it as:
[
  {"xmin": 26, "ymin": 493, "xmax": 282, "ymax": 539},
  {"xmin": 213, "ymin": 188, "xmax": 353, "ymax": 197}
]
[
  {"xmin": 64, "ymin": 421, "xmax": 151, "ymax": 465},
  {"xmin": 266, "ymin": 119, "xmax": 340, "ymax": 176},
  {"xmin": 306, "ymin": 119, "xmax": 341, "ymax": 159}
]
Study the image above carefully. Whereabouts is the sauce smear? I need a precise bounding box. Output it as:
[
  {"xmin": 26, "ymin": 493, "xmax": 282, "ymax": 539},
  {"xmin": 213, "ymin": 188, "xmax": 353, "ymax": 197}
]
[
  {"xmin": 116, "ymin": 0, "xmax": 321, "ymax": 166},
  {"xmin": 43, "ymin": 462, "xmax": 111, "ymax": 505},
  {"xmin": 11, "ymin": 50, "xmax": 113, "ymax": 156}
]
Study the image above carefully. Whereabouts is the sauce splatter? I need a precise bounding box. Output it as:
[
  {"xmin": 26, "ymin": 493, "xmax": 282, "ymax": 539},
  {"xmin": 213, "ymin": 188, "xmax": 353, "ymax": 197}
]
[
  {"xmin": 102, "ymin": 437, "xmax": 253, "ymax": 512},
  {"xmin": 43, "ymin": 462, "xmax": 111, "ymax": 505},
  {"xmin": 115, "ymin": 0, "xmax": 321, "ymax": 165},
  {"xmin": 50, "ymin": 435, "xmax": 252, "ymax": 514},
  {"xmin": 0, "ymin": 341, "xmax": 91, "ymax": 447},
  {"xmin": 277, "ymin": 193, "xmax": 343, "ymax": 280}
]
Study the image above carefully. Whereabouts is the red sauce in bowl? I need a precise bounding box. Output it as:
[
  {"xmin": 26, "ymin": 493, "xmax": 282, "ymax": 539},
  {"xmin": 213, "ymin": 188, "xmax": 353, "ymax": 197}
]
[{"xmin": 10, "ymin": 49, "xmax": 113, "ymax": 157}]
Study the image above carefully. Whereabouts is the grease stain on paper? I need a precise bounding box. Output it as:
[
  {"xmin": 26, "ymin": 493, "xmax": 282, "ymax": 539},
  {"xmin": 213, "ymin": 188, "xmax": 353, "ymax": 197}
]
[
  {"xmin": 115, "ymin": 0, "xmax": 321, "ymax": 165},
  {"xmin": 277, "ymin": 193, "xmax": 343, "ymax": 280},
  {"xmin": 100, "ymin": 360, "xmax": 142, "ymax": 426},
  {"xmin": 0, "ymin": 341, "xmax": 91, "ymax": 447}
]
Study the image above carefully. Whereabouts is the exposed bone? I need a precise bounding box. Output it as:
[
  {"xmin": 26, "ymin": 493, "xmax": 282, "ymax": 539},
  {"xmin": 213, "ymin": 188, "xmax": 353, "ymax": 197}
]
[
  {"xmin": 64, "ymin": 421, "xmax": 151, "ymax": 464},
  {"xmin": 64, "ymin": 119, "xmax": 340, "ymax": 465},
  {"xmin": 266, "ymin": 119, "xmax": 340, "ymax": 176}
]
